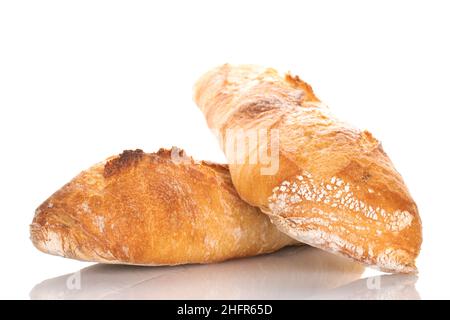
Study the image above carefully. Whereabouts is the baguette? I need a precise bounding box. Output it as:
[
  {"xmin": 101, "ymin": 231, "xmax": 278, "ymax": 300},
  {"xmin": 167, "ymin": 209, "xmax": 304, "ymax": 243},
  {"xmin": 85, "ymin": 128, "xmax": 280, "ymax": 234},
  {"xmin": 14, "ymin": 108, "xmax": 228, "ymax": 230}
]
[
  {"xmin": 194, "ymin": 64, "xmax": 422, "ymax": 273},
  {"xmin": 30, "ymin": 147, "xmax": 296, "ymax": 265}
]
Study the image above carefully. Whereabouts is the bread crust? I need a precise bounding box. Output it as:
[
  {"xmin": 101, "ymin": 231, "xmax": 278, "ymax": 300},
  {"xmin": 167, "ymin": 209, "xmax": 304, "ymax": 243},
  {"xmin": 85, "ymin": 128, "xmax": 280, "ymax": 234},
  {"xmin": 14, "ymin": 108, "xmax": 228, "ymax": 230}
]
[
  {"xmin": 30, "ymin": 147, "xmax": 295, "ymax": 265},
  {"xmin": 194, "ymin": 64, "xmax": 422, "ymax": 273}
]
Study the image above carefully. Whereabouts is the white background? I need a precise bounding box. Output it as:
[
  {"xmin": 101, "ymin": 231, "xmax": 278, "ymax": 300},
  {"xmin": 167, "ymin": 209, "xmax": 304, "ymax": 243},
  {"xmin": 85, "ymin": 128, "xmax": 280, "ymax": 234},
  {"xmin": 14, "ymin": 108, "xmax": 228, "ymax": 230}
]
[{"xmin": 0, "ymin": 0, "xmax": 449, "ymax": 299}]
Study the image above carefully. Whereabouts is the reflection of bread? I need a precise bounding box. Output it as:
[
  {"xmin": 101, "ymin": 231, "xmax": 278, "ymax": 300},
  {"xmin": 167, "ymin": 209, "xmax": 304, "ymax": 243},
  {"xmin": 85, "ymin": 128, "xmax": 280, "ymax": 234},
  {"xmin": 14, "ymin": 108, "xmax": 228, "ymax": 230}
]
[
  {"xmin": 30, "ymin": 246, "xmax": 364, "ymax": 300},
  {"xmin": 314, "ymin": 274, "xmax": 420, "ymax": 300},
  {"xmin": 30, "ymin": 148, "xmax": 295, "ymax": 265},
  {"xmin": 194, "ymin": 64, "xmax": 422, "ymax": 273}
]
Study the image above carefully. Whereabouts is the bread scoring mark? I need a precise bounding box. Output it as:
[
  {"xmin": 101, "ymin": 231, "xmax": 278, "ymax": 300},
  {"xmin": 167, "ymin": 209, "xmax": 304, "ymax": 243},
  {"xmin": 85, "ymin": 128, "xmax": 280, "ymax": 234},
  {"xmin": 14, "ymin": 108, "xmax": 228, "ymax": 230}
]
[
  {"xmin": 234, "ymin": 98, "xmax": 281, "ymax": 117},
  {"xmin": 103, "ymin": 149, "xmax": 144, "ymax": 178},
  {"xmin": 269, "ymin": 172, "xmax": 413, "ymax": 231}
]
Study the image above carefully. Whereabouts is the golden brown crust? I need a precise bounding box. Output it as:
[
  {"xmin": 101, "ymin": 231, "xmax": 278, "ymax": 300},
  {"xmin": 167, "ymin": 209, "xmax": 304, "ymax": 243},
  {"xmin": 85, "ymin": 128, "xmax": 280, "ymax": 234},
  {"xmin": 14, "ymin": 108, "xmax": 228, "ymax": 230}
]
[
  {"xmin": 103, "ymin": 149, "xmax": 144, "ymax": 178},
  {"xmin": 194, "ymin": 64, "xmax": 422, "ymax": 273},
  {"xmin": 30, "ymin": 147, "xmax": 296, "ymax": 265}
]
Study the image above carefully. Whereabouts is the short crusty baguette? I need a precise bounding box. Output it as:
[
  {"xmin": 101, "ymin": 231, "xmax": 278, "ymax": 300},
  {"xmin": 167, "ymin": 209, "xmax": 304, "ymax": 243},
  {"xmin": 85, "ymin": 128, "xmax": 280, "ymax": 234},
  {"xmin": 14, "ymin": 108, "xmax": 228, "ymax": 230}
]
[
  {"xmin": 30, "ymin": 148, "xmax": 296, "ymax": 265},
  {"xmin": 194, "ymin": 64, "xmax": 422, "ymax": 273}
]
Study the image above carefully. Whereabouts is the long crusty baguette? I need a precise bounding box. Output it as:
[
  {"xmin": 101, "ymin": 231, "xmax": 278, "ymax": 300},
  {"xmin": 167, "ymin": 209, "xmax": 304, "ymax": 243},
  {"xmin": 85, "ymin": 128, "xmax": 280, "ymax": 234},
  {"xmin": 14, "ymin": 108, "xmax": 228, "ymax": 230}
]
[
  {"xmin": 30, "ymin": 148, "xmax": 296, "ymax": 265},
  {"xmin": 194, "ymin": 64, "xmax": 422, "ymax": 273}
]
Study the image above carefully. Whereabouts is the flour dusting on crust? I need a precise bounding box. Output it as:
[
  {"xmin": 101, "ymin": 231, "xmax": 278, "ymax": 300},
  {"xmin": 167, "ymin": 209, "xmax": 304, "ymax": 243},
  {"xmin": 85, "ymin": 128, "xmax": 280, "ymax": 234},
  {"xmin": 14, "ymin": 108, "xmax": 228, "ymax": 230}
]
[
  {"xmin": 44, "ymin": 231, "xmax": 64, "ymax": 256},
  {"xmin": 267, "ymin": 172, "xmax": 416, "ymax": 272}
]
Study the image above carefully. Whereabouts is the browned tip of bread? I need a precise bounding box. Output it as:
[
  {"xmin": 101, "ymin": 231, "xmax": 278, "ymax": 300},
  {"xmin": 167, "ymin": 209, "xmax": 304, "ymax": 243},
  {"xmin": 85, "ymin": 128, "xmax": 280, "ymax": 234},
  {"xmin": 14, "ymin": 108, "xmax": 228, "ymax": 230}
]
[
  {"xmin": 148, "ymin": 147, "xmax": 228, "ymax": 174},
  {"xmin": 104, "ymin": 149, "xmax": 144, "ymax": 178},
  {"xmin": 155, "ymin": 147, "xmax": 180, "ymax": 158},
  {"xmin": 285, "ymin": 73, "xmax": 320, "ymax": 103},
  {"xmin": 29, "ymin": 221, "xmax": 47, "ymax": 253},
  {"xmin": 155, "ymin": 146, "xmax": 194, "ymax": 163},
  {"xmin": 103, "ymin": 147, "xmax": 198, "ymax": 178}
]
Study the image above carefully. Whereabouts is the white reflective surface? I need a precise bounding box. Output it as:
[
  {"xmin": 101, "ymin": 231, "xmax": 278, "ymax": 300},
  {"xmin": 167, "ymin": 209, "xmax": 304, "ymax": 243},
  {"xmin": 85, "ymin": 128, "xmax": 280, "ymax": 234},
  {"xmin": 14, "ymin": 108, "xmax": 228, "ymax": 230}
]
[{"xmin": 30, "ymin": 246, "xmax": 419, "ymax": 300}]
